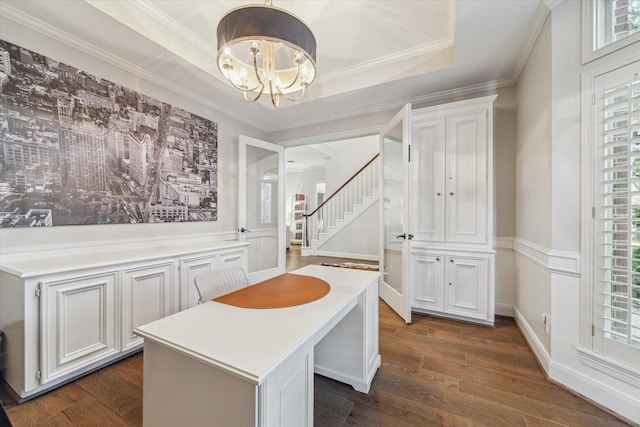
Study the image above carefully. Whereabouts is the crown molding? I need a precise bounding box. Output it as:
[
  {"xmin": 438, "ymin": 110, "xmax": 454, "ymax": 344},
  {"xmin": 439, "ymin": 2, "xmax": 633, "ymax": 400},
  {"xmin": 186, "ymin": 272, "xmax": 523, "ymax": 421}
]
[
  {"xmin": 318, "ymin": 37, "xmax": 455, "ymax": 84},
  {"xmin": 84, "ymin": 0, "xmax": 219, "ymax": 69},
  {"xmin": 108, "ymin": 0, "xmax": 457, "ymax": 115},
  {"xmin": 511, "ymin": 1, "xmax": 552, "ymax": 85},
  {"xmin": 0, "ymin": 2, "xmax": 253, "ymax": 127},
  {"xmin": 273, "ymin": 77, "xmax": 514, "ymax": 134},
  {"xmin": 122, "ymin": 0, "xmax": 218, "ymax": 58}
]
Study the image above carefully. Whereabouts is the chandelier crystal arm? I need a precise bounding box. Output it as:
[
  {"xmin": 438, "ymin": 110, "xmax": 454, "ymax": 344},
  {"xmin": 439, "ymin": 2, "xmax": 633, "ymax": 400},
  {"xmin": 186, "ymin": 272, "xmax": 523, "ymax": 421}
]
[
  {"xmin": 251, "ymin": 46, "xmax": 267, "ymax": 87},
  {"xmin": 244, "ymin": 84, "xmax": 266, "ymax": 103},
  {"xmin": 269, "ymin": 81, "xmax": 280, "ymax": 107},
  {"xmin": 276, "ymin": 85, "xmax": 307, "ymax": 102},
  {"xmin": 276, "ymin": 62, "xmax": 302, "ymax": 91},
  {"xmin": 228, "ymin": 76, "xmax": 263, "ymax": 94}
]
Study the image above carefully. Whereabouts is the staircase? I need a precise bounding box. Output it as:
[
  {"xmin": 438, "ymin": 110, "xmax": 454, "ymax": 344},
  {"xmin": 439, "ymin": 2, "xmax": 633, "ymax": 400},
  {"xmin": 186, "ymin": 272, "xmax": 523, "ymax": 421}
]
[{"xmin": 301, "ymin": 154, "xmax": 379, "ymax": 258}]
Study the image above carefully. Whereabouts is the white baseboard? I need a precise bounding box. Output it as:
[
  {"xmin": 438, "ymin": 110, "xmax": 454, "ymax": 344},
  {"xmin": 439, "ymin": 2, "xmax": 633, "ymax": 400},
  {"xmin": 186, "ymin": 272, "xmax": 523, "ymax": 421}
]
[
  {"xmin": 495, "ymin": 303, "xmax": 515, "ymax": 317},
  {"xmin": 549, "ymin": 360, "xmax": 640, "ymax": 424},
  {"xmin": 514, "ymin": 306, "xmax": 550, "ymax": 373},
  {"xmin": 514, "ymin": 307, "xmax": 640, "ymax": 424}
]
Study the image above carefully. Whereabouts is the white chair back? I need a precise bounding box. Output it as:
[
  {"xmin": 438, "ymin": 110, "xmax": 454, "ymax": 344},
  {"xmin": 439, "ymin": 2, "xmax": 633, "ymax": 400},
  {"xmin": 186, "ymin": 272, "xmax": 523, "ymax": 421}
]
[{"xmin": 194, "ymin": 267, "xmax": 249, "ymax": 303}]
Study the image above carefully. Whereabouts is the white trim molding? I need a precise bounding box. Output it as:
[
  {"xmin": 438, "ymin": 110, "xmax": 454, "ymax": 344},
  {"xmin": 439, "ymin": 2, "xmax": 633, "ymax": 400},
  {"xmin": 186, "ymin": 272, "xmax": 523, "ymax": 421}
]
[
  {"xmin": 514, "ymin": 306, "xmax": 551, "ymax": 373},
  {"xmin": 0, "ymin": 231, "xmax": 240, "ymax": 262},
  {"xmin": 549, "ymin": 359, "xmax": 640, "ymax": 424},
  {"xmin": 577, "ymin": 348, "xmax": 640, "ymax": 389},
  {"xmin": 511, "ymin": 2, "xmax": 552, "ymax": 85},
  {"xmin": 513, "ymin": 238, "xmax": 581, "ymax": 277},
  {"xmin": 547, "ymin": 249, "xmax": 582, "ymax": 276},
  {"xmin": 515, "ymin": 309, "xmax": 640, "ymax": 423}
]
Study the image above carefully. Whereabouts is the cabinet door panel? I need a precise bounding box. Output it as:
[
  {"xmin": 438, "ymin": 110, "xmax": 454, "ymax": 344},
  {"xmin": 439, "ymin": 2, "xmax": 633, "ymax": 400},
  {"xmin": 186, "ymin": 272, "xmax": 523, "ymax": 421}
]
[
  {"xmin": 445, "ymin": 256, "xmax": 488, "ymax": 318},
  {"xmin": 411, "ymin": 117, "xmax": 445, "ymax": 241},
  {"xmin": 217, "ymin": 249, "xmax": 248, "ymax": 270},
  {"xmin": 122, "ymin": 262, "xmax": 174, "ymax": 351},
  {"xmin": 262, "ymin": 342, "xmax": 313, "ymax": 427},
  {"xmin": 411, "ymin": 251, "xmax": 444, "ymax": 311},
  {"xmin": 446, "ymin": 111, "xmax": 487, "ymax": 244},
  {"xmin": 41, "ymin": 272, "xmax": 119, "ymax": 384},
  {"xmin": 179, "ymin": 255, "xmax": 216, "ymax": 310}
]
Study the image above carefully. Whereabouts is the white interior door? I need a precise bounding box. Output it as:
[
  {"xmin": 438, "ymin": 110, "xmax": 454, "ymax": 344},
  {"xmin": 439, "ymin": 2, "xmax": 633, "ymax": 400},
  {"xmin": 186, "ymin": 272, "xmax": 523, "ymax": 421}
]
[
  {"xmin": 239, "ymin": 135, "xmax": 285, "ymax": 284},
  {"xmin": 379, "ymin": 105, "xmax": 412, "ymax": 323}
]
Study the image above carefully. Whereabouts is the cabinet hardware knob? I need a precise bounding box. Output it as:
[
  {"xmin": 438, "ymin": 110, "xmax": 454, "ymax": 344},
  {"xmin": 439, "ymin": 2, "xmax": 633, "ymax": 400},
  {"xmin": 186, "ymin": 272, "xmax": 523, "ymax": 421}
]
[
  {"xmin": 449, "ymin": 283, "xmax": 452, "ymax": 286},
  {"xmin": 436, "ymin": 257, "xmax": 440, "ymax": 261},
  {"xmin": 437, "ymin": 192, "xmax": 441, "ymax": 196},
  {"xmin": 450, "ymin": 259, "xmax": 454, "ymax": 263},
  {"xmin": 450, "ymin": 192, "xmax": 454, "ymax": 196}
]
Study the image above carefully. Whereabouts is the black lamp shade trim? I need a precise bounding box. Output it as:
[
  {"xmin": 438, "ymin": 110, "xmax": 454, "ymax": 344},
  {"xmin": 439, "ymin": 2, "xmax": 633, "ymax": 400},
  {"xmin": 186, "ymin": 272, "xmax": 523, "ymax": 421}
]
[{"xmin": 217, "ymin": 6, "xmax": 317, "ymax": 61}]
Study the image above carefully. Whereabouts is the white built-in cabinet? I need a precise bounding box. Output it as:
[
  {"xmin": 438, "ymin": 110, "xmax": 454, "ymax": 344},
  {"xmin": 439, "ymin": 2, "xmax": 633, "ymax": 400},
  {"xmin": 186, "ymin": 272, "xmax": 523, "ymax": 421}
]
[
  {"xmin": 179, "ymin": 246, "xmax": 247, "ymax": 310},
  {"xmin": 0, "ymin": 240, "xmax": 248, "ymax": 400},
  {"xmin": 410, "ymin": 96, "xmax": 496, "ymax": 325}
]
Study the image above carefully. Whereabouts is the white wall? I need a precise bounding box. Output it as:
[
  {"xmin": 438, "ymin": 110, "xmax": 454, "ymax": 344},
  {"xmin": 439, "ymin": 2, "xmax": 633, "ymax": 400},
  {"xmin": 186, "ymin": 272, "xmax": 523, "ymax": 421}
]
[
  {"xmin": 317, "ymin": 201, "xmax": 379, "ymax": 259},
  {"xmin": 0, "ymin": 17, "xmax": 267, "ymax": 255},
  {"xmin": 492, "ymin": 86, "xmax": 517, "ymax": 316},
  {"xmin": 324, "ymin": 135, "xmax": 379, "ymax": 195},
  {"xmin": 515, "ymin": 1, "xmax": 640, "ymax": 422},
  {"xmin": 515, "ymin": 11, "xmax": 553, "ymax": 353}
]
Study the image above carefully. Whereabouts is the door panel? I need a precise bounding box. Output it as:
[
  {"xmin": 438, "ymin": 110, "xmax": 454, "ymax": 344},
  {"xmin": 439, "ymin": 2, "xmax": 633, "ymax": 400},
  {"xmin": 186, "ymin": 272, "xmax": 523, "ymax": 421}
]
[
  {"xmin": 445, "ymin": 255, "xmax": 488, "ymax": 318},
  {"xmin": 411, "ymin": 116, "xmax": 445, "ymax": 241},
  {"xmin": 446, "ymin": 112, "xmax": 487, "ymax": 244},
  {"xmin": 410, "ymin": 251, "xmax": 444, "ymax": 311},
  {"xmin": 122, "ymin": 262, "xmax": 174, "ymax": 351},
  {"xmin": 379, "ymin": 104, "xmax": 412, "ymax": 323},
  {"xmin": 239, "ymin": 136, "xmax": 285, "ymax": 284}
]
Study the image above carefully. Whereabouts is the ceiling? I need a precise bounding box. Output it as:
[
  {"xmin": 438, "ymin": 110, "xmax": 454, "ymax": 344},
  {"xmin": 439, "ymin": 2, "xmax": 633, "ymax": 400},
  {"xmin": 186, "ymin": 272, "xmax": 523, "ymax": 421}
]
[{"xmin": 0, "ymin": 0, "xmax": 547, "ymax": 134}]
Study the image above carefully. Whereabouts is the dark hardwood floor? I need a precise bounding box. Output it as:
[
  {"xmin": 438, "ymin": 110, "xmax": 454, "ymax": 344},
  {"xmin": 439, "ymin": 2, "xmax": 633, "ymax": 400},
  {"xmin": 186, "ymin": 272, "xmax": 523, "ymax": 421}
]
[{"xmin": 1, "ymin": 246, "xmax": 632, "ymax": 426}]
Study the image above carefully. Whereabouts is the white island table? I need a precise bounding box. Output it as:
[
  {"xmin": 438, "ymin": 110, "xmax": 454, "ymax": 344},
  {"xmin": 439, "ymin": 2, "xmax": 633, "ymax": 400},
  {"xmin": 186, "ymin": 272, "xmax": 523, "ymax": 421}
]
[{"xmin": 134, "ymin": 265, "xmax": 381, "ymax": 427}]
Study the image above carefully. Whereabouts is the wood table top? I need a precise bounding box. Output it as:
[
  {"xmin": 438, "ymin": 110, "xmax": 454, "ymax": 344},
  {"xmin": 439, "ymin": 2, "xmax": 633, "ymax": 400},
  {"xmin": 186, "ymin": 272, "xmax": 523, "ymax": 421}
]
[{"xmin": 213, "ymin": 273, "xmax": 331, "ymax": 308}]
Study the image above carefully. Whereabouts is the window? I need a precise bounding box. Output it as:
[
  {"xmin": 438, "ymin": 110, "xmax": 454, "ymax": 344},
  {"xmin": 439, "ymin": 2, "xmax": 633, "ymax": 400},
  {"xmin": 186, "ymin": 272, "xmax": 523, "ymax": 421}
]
[
  {"xmin": 260, "ymin": 182, "xmax": 272, "ymax": 224},
  {"xmin": 583, "ymin": 0, "xmax": 640, "ymax": 63},
  {"xmin": 593, "ymin": 60, "xmax": 640, "ymax": 367},
  {"xmin": 260, "ymin": 170, "xmax": 278, "ymax": 225}
]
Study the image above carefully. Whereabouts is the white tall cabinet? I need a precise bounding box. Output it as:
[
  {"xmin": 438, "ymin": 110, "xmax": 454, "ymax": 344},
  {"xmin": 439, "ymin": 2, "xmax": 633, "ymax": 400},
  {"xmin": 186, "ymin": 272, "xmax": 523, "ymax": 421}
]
[{"xmin": 410, "ymin": 96, "xmax": 496, "ymax": 325}]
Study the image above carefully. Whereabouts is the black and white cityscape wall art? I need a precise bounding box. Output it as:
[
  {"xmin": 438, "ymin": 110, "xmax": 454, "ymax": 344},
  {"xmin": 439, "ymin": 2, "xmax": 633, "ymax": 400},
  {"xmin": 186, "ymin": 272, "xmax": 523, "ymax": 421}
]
[{"xmin": 0, "ymin": 39, "xmax": 218, "ymax": 227}]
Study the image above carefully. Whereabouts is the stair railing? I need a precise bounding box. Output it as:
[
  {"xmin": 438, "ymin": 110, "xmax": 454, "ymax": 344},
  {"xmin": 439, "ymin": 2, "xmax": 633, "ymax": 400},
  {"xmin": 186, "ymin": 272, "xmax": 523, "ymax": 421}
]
[{"xmin": 303, "ymin": 154, "xmax": 379, "ymax": 247}]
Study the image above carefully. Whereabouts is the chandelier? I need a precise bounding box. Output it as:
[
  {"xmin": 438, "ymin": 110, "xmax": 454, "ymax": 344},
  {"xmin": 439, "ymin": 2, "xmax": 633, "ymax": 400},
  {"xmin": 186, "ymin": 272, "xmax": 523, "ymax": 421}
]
[{"xmin": 216, "ymin": 0, "xmax": 317, "ymax": 107}]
